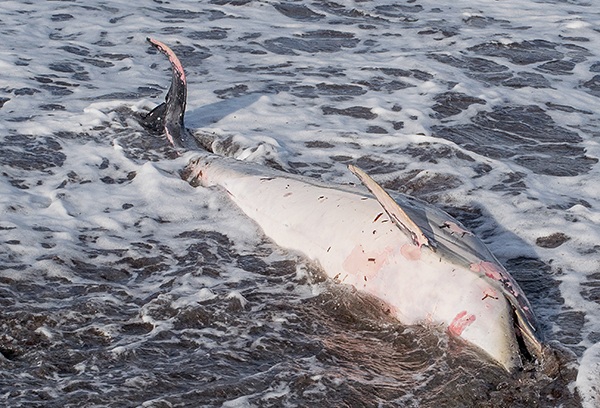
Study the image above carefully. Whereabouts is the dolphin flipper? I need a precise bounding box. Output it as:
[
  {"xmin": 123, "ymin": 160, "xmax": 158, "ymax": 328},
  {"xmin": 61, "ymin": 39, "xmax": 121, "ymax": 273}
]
[
  {"xmin": 348, "ymin": 164, "xmax": 431, "ymax": 249},
  {"xmin": 142, "ymin": 38, "xmax": 199, "ymax": 150}
]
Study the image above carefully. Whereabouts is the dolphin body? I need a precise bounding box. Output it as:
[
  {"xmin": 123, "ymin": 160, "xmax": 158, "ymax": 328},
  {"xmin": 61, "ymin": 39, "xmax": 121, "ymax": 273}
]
[{"xmin": 142, "ymin": 38, "xmax": 544, "ymax": 372}]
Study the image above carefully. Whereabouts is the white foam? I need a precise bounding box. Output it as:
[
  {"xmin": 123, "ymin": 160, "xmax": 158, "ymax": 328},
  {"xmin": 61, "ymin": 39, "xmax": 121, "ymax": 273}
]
[
  {"xmin": 578, "ymin": 341, "xmax": 600, "ymax": 408},
  {"xmin": 1, "ymin": 0, "xmax": 599, "ymax": 403}
]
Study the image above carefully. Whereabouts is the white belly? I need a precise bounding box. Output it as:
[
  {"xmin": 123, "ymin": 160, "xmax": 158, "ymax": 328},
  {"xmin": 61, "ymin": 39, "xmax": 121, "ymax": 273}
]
[{"xmin": 186, "ymin": 154, "xmax": 520, "ymax": 370}]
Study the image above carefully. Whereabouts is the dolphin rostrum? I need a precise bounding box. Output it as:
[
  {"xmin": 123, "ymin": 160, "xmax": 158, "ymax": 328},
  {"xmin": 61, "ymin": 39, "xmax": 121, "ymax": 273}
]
[{"xmin": 142, "ymin": 38, "xmax": 545, "ymax": 372}]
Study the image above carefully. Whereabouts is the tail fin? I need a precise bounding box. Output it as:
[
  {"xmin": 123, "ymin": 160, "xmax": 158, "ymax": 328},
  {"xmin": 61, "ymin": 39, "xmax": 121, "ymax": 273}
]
[{"xmin": 142, "ymin": 38, "xmax": 199, "ymax": 150}]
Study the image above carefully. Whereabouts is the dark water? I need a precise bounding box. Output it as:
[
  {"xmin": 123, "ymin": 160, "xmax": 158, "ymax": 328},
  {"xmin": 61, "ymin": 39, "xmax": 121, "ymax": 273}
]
[{"xmin": 2, "ymin": 0, "xmax": 599, "ymax": 406}]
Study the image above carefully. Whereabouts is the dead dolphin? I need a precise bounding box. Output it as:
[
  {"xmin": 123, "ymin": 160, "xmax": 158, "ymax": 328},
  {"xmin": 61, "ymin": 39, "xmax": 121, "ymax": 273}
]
[{"xmin": 141, "ymin": 38, "xmax": 544, "ymax": 372}]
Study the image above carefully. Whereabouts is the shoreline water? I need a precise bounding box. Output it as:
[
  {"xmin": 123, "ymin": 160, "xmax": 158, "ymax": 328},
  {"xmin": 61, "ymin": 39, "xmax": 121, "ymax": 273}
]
[{"xmin": 1, "ymin": 1, "xmax": 599, "ymax": 406}]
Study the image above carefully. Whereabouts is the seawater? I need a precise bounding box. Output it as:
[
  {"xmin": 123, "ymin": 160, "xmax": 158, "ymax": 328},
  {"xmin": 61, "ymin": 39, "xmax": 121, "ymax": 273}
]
[{"xmin": 1, "ymin": 1, "xmax": 599, "ymax": 406}]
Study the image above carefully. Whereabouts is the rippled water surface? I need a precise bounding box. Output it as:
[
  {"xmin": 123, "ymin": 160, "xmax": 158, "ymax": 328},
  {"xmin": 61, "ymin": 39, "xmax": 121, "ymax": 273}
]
[{"xmin": 1, "ymin": 1, "xmax": 600, "ymax": 407}]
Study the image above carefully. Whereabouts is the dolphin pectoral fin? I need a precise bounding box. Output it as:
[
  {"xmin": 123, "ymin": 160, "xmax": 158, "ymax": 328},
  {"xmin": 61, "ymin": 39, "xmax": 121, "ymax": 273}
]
[
  {"xmin": 348, "ymin": 164, "xmax": 431, "ymax": 249},
  {"xmin": 143, "ymin": 38, "xmax": 200, "ymax": 151}
]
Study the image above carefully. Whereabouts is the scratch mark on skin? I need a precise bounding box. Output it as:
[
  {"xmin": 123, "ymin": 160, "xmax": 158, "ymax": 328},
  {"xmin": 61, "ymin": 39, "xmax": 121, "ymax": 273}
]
[
  {"xmin": 283, "ymin": 192, "xmax": 292, "ymax": 197},
  {"xmin": 482, "ymin": 288, "xmax": 499, "ymax": 301},
  {"xmin": 373, "ymin": 212, "xmax": 384, "ymax": 223},
  {"xmin": 440, "ymin": 221, "xmax": 473, "ymax": 237},
  {"xmin": 448, "ymin": 311, "xmax": 476, "ymax": 336}
]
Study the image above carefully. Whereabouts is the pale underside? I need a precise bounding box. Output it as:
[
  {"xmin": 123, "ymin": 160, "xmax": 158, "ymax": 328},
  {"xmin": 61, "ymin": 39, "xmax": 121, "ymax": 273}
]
[{"xmin": 185, "ymin": 154, "xmax": 525, "ymax": 371}]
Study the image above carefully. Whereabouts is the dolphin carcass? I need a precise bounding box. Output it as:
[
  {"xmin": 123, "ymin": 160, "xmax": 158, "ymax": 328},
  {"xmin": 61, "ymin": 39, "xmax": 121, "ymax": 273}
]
[{"xmin": 141, "ymin": 38, "xmax": 545, "ymax": 372}]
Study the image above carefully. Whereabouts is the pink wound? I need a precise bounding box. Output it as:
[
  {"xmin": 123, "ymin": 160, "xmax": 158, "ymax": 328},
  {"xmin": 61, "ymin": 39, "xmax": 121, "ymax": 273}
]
[
  {"xmin": 448, "ymin": 311, "xmax": 476, "ymax": 336},
  {"xmin": 400, "ymin": 244, "xmax": 421, "ymax": 261},
  {"xmin": 470, "ymin": 261, "xmax": 503, "ymax": 281}
]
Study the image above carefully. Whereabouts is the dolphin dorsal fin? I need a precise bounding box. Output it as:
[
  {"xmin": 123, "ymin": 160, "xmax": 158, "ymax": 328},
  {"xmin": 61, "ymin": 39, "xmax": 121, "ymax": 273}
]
[{"xmin": 348, "ymin": 164, "xmax": 431, "ymax": 249}]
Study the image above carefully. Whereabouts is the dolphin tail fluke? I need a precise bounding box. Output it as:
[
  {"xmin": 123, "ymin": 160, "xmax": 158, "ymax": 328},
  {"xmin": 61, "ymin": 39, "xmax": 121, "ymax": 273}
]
[
  {"xmin": 140, "ymin": 101, "xmax": 167, "ymax": 133},
  {"xmin": 142, "ymin": 38, "xmax": 200, "ymax": 150}
]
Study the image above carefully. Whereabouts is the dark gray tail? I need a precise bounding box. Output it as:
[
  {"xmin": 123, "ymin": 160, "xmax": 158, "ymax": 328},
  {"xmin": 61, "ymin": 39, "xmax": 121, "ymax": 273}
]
[{"xmin": 141, "ymin": 38, "xmax": 199, "ymax": 150}]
